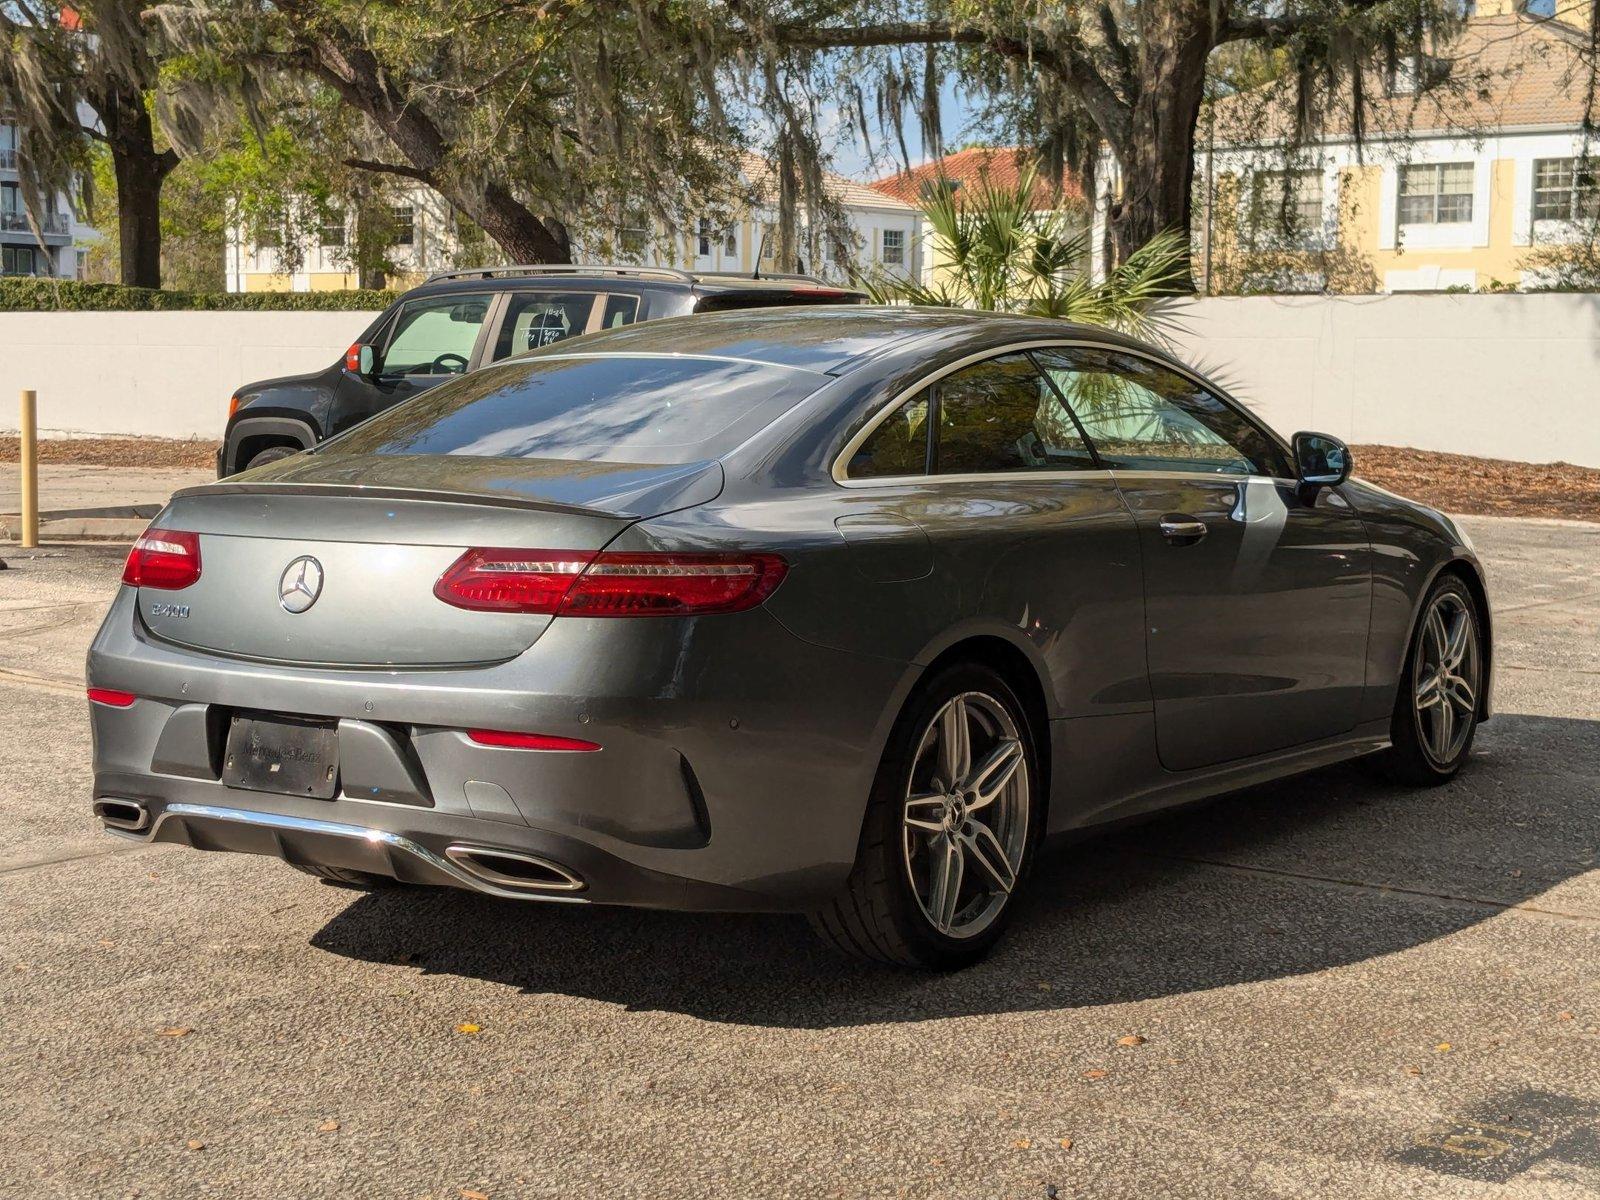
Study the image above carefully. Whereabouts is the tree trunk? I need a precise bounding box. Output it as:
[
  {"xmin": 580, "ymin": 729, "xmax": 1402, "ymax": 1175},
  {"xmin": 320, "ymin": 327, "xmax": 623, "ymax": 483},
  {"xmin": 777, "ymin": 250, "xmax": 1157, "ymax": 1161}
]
[
  {"xmin": 1106, "ymin": 3, "xmax": 1213, "ymax": 288},
  {"xmin": 100, "ymin": 83, "xmax": 176, "ymax": 289},
  {"xmin": 460, "ymin": 182, "xmax": 571, "ymax": 264},
  {"xmin": 304, "ymin": 28, "xmax": 572, "ymax": 265}
]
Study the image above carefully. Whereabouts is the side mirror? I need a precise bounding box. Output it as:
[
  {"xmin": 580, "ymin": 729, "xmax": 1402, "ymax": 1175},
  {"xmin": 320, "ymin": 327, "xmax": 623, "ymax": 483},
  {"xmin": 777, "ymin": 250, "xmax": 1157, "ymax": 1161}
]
[
  {"xmin": 1293, "ymin": 431, "xmax": 1352, "ymax": 487},
  {"xmin": 345, "ymin": 343, "xmax": 378, "ymax": 378}
]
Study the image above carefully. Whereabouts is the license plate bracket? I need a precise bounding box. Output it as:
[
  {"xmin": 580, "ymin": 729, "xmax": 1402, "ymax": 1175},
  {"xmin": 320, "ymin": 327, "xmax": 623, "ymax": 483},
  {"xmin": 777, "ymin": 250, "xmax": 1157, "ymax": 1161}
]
[{"xmin": 221, "ymin": 712, "xmax": 339, "ymax": 799}]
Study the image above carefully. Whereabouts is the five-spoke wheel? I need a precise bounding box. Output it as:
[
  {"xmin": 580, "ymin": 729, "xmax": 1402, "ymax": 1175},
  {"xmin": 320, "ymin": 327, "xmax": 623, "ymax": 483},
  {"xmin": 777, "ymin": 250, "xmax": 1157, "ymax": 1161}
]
[
  {"xmin": 1412, "ymin": 590, "xmax": 1480, "ymax": 767},
  {"xmin": 809, "ymin": 662, "xmax": 1038, "ymax": 969},
  {"xmin": 1370, "ymin": 573, "xmax": 1484, "ymax": 785},
  {"xmin": 901, "ymin": 692, "xmax": 1029, "ymax": 940}
]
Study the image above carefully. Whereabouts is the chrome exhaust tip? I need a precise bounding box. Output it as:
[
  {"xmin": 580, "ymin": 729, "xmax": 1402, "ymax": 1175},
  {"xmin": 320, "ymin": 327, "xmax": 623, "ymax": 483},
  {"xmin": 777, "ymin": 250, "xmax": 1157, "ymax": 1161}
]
[
  {"xmin": 93, "ymin": 798, "xmax": 150, "ymax": 832},
  {"xmin": 444, "ymin": 845, "xmax": 585, "ymax": 893}
]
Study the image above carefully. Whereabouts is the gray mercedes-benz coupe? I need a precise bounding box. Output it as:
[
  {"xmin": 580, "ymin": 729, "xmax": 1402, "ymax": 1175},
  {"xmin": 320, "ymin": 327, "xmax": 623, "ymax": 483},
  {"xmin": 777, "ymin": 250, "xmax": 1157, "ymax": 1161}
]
[{"xmin": 87, "ymin": 307, "xmax": 1491, "ymax": 969}]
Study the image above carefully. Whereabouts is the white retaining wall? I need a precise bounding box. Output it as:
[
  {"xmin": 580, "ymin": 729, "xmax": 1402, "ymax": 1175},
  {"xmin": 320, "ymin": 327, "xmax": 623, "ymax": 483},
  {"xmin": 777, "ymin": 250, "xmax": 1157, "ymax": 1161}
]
[
  {"xmin": 1164, "ymin": 293, "xmax": 1600, "ymax": 468},
  {"xmin": 1, "ymin": 294, "xmax": 1596, "ymax": 466},
  {"xmin": 0, "ymin": 310, "xmax": 380, "ymax": 441}
]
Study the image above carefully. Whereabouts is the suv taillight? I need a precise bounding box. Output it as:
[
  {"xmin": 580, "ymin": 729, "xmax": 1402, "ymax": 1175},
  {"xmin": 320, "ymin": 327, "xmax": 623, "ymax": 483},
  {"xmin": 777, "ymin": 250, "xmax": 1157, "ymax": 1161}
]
[
  {"xmin": 122, "ymin": 528, "xmax": 202, "ymax": 590},
  {"xmin": 434, "ymin": 549, "xmax": 787, "ymax": 617}
]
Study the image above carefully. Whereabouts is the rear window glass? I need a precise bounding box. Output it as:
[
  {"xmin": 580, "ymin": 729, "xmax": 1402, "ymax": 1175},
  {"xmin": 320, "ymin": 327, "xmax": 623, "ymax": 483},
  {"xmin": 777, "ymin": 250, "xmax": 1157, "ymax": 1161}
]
[{"xmin": 324, "ymin": 354, "xmax": 824, "ymax": 464}]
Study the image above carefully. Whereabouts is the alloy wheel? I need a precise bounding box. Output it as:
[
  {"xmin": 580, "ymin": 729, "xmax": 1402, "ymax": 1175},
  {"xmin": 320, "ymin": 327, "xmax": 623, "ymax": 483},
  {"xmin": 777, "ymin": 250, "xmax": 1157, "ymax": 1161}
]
[
  {"xmin": 1412, "ymin": 591, "xmax": 1480, "ymax": 767},
  {"xmin": 901, "ymin": 691, "xmax": 1029, "ymax": 939}
]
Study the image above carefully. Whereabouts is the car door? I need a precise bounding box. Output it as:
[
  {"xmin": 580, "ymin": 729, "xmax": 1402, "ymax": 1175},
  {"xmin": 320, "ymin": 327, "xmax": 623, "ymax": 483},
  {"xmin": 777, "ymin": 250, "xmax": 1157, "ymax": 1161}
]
[
  {"xmin": 1034, "ymin": 346, "xmax": 1371, "ymax": 772},
  {"xmin": 839, "ymin": 351, "xmax": 1148, "ymax": 739},
  {"xmin": 330, "ymin": 291, "xmax": 495, "ymax": 436}
]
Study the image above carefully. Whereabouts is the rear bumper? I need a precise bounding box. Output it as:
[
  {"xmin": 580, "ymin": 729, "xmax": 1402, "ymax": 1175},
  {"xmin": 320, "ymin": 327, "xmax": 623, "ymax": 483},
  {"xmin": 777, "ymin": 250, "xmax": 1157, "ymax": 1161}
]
[
  {"xmin": 94, "ymin": 794, "xmax": 771, "ymax": 909},
  {"xmin": 87, "ymin": 588, "xmax": 916, "ymax": 912}
]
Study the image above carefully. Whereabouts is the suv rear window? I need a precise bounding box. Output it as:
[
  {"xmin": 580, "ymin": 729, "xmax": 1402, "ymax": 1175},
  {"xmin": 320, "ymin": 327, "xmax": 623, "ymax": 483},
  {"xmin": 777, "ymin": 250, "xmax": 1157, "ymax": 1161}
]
[{"xmin": 325, "ymin": 354, "xmax": 824, "ymax": 464}]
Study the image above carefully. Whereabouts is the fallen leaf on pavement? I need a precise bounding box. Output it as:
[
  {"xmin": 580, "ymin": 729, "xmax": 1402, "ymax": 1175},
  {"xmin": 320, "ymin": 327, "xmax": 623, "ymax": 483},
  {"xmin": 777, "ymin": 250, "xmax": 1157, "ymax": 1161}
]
[
  {"xmin": 158, "ymin": 1027, "xmax": 192, "ymax": 1038},
  {"xmin": 1116, "ymin": 1035, "xmax": 1145, "ymax": 1047},
  {"xmin": 1083, "ymin": 1069, "xmax": 1109, "ymax": 1080},
  {"xmin": 1435, "ymin": 1042, "xmax": 1452, "ymax": 1053},
  {"xmin": 1404, "ymin": 1066, "xmax": 1422, "ymax": 1076},
  {"xmin": 1058, "ymin": 1138, "xmax": 1074, "ymax": 1151},
  {"xmin": 1558, "ymin": 1012, "xmax": 1575, "ymax": 1021},
  {"xmin": 455, "ymin": 1023, "xmax": 482, "ymax": 1035},
  {"xmin": 317, "ymin": 1120, "xmax": 340, "ymax": 1133},
  {"xmin": 186, "ymin": 1139, "xmax": 204, "ymax": 1152},
  {"xmin": 460, "ymin": 1190, "xmax": 489, "ymax": 1200},
  {"xmin": 1012, "ymin": 1138, "xmax": 1032, "ymax": 1150}
]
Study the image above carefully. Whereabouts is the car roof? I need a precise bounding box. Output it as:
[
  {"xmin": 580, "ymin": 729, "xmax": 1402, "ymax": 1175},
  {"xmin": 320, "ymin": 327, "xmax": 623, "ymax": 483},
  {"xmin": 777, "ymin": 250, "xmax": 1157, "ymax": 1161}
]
[{"xmin": 542, "ymin": 306, "xmax": 1158, "ymax": 374}]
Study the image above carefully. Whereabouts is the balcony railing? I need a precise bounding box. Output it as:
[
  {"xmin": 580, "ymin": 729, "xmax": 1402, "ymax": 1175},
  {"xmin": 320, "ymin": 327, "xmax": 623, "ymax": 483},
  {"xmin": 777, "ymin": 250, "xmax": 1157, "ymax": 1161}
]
[
  {"xmin": 0, "ymin": 148, "xmax": 17, "ymax": 170},
  {"xmin": 0, "ymin": 210, "xmax": 70, "ymax": 234}
]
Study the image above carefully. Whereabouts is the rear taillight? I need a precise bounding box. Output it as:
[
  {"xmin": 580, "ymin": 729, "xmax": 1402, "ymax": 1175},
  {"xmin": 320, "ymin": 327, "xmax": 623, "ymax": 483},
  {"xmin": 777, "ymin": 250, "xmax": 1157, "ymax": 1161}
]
[
  {"xmin": 87, "ymin": 687, "xmax": 136, "ymax": 707},
  {"xmin": 434, "ymin": 549, "xmax": 787, "ymax": 617},
  {"xmin": 122, "ymin": 528, "xmax": 202, "ymax": 590},
  {"xmin": 467, "ymin": 729, "xmax": 601, "ymax": 752}
]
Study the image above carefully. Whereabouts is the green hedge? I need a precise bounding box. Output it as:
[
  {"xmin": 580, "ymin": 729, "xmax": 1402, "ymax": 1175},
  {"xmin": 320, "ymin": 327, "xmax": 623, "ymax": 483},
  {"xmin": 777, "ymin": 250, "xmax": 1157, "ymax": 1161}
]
[{"xmin": 0, "ymin": 277, "xmax": 400, "ymax": 312}]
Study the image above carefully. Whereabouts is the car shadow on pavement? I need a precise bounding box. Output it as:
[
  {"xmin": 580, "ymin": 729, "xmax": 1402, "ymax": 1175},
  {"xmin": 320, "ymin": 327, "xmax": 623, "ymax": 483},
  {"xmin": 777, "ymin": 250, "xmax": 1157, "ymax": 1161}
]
[{"xmin": 309, "ymin": 713, "xmax": 1599, "ymax": 1027}]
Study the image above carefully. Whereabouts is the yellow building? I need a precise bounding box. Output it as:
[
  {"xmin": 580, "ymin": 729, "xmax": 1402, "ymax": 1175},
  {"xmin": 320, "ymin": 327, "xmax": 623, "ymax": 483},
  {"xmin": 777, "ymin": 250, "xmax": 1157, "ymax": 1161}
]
[{"xmin": 1116, "ymin": 1, "xmax": 1598, "ymax": 292}]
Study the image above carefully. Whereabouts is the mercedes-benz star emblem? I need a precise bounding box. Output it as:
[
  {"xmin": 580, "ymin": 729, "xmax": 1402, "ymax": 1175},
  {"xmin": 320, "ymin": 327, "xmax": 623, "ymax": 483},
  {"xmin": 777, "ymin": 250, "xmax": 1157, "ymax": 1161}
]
[{"xmin": 278, "ymin": 556, "xmax": 324, "ymax": 614}]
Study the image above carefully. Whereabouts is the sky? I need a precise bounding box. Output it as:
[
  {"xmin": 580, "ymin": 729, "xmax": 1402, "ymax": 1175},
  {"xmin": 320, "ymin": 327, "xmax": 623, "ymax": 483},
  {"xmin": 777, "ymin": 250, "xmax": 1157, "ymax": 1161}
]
[{"xmin": 822, "ymin": 76, "xmax": 979, "ymax": 182}]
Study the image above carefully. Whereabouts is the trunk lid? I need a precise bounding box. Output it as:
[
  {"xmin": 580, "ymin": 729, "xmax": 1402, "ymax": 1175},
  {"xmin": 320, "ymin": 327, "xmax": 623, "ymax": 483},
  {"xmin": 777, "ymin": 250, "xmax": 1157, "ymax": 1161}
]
[{"xmin": 137, "ymin": 454, "xmax": 722, "ymax": 667}]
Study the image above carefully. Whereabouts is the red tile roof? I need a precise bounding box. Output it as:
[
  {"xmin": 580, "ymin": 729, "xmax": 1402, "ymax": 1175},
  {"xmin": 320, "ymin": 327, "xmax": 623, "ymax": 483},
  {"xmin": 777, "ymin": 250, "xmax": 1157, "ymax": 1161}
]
[{"xmin": 869, "ymin": 147, "xmax": 1085, "ymax": 209}]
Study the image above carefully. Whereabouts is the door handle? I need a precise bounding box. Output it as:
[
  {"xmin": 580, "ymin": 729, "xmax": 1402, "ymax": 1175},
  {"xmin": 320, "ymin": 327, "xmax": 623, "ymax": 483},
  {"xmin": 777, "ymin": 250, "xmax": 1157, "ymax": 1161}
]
[{"xmin": 1159, "ymin": 516, "xmax": 1208, "ymax": 544}]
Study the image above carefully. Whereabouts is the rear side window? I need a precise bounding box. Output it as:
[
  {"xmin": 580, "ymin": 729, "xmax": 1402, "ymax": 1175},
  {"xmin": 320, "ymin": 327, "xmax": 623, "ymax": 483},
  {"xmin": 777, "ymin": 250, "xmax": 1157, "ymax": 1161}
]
[
  {"xmin": 849, "ymin": 391, "xmax": 930, "ymax": 478},
  {"xmin": 326, "ymin": 354, "xmax": 824, "ymax": 464},
  {"xmin": 492, "ymin": 292, "xmax": 597, "ymax": 357}
]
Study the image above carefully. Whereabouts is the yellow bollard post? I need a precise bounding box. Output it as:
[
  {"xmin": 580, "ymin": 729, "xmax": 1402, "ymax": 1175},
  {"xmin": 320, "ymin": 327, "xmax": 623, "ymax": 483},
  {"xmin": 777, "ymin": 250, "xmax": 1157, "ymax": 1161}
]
[{"xmin": 19, "ymin": 389, "xmax": 38, "ymax": 549}]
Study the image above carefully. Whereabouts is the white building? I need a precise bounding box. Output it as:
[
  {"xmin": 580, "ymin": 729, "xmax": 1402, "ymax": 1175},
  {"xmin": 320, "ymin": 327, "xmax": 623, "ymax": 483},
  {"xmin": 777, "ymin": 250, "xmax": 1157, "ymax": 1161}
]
[
  {"xmin": 0, "ymin": 117, "xmax": 94, "ymax": 279},
  {"xmin": 224, "ymin": 151, "xmax": 923, "ymax": 292}
]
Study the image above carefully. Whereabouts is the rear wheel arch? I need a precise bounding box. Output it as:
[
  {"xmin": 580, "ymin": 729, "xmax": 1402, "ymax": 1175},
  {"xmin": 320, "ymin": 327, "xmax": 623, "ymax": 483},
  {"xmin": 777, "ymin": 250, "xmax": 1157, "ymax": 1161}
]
[{"xmin": 919, "ymin": 635, "xmax": 1052, "ymax": 817}]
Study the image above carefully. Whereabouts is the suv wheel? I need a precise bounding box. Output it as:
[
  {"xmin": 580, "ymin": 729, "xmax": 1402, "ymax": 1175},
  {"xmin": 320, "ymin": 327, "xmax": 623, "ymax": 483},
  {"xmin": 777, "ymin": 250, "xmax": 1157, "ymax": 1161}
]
[{"xmin": 244, "ymin": 444, "xmax": 300, "ymax": 472}]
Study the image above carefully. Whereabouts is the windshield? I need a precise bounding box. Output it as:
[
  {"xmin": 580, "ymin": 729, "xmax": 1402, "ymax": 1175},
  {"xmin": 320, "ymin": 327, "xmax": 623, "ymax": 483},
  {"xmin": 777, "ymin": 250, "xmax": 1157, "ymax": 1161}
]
[{"xmin": 326, "ymin": 354, "xmax": 826, "ymax": 464}]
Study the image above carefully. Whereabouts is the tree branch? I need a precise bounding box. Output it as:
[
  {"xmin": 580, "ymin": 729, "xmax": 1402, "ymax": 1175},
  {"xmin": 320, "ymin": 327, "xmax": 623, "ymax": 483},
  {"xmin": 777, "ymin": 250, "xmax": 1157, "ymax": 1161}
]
[
  {"xmin": 344, "ymin": 157, "xmax": 437, "ymax": 184},
  {"xmin": 1221, "ymin": 0, "xmax": 1390, "ymax": 45}
]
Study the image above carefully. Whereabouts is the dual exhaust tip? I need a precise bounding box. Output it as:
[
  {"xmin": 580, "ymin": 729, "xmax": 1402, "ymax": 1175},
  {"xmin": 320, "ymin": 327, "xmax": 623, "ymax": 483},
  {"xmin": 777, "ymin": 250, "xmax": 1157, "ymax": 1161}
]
[
  {"xmin": 93, "ymin": 798, "xmax": 150, "ymax": 832},
  {"xmin": 91, "ymin": 797, "xmax": 584, "ymax": 895},
  {"xmin": 443, "ymin": 845, "xmax": 584, "ymax": 893}
]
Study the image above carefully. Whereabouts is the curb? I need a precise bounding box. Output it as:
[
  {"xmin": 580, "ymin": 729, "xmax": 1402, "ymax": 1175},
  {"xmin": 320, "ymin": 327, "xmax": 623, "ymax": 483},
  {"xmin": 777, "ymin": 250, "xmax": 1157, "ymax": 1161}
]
[{"xmin": 1, "ymin": 516, "xmax": 147, "ymax": 542}]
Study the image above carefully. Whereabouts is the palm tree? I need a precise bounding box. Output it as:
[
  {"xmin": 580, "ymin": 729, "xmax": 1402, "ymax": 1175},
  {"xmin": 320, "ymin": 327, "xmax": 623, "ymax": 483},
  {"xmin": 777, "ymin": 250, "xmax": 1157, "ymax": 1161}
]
[{"xmin": 856, "ymin": 164, "xmax": 1188, "ymax": 343}]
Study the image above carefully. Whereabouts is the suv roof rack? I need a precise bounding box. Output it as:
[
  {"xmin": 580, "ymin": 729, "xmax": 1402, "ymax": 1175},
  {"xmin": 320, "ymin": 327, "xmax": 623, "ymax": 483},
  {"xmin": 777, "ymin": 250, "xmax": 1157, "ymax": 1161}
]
[
  {"xmin": 425, "ymin": 263, "xmax": 697, "ymax": 285},
  {"xmin": 424, "ymin": 263, "xmax": 840, "ymax": 287},
  {"xmin": 692, "ymin": 270, "xmax": 832, "ymax": 285}
]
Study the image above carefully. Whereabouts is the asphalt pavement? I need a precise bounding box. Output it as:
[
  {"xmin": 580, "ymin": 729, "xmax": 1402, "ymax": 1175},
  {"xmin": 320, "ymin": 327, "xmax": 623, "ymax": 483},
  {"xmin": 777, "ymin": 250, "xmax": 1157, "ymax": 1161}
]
[{"xmin": 1, "ymin": 516, "xmax": 1597, "ymax": 1199}]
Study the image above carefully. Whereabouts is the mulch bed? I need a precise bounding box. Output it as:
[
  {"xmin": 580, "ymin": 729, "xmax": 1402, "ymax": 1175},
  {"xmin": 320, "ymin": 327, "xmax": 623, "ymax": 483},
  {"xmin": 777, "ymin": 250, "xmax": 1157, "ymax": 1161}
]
[
  {"xmin": 1, "ymin": 436, "xmax": 1595, "ymax": 522},
  {"xmin": 1351, "ymin": 445, "xmax": 1600, "ymax": 524},
  {"xmin": 0, "ymin": 436, "xmax": 220, "ymax": 470}
]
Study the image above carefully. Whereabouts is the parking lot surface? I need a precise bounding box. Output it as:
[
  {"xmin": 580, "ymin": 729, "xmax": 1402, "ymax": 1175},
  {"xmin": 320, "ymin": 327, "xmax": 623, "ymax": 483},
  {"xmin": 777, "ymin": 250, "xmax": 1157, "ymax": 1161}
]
[{"xmin": 1, "ymin": 516, "xmax": 1597, "ymax": 1200}]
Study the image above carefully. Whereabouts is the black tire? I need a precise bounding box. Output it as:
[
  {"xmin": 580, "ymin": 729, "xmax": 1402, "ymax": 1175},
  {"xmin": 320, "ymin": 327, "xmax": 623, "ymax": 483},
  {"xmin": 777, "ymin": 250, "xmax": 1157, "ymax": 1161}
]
[
  {"xmin": 1367, "ymin": 573, "xmax": 1484, "ymax": 786},
  {"xmin": 290, "ymin": 863, "xmax": 402, "ymax": 890},
  {"xmin": 808, "ymin": 661, "xmax": 1042, "ymax": 970},
  {"xmin": 243, "ymin": 444, "xmax": 300, "ymax": 472}
]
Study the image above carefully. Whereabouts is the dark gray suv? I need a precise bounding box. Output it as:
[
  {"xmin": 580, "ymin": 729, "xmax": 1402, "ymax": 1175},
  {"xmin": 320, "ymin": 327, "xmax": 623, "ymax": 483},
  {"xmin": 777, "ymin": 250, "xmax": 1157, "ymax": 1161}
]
[{"xmin": 218, "ymin": 264, "xmax": 865, "ymax": 476}]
